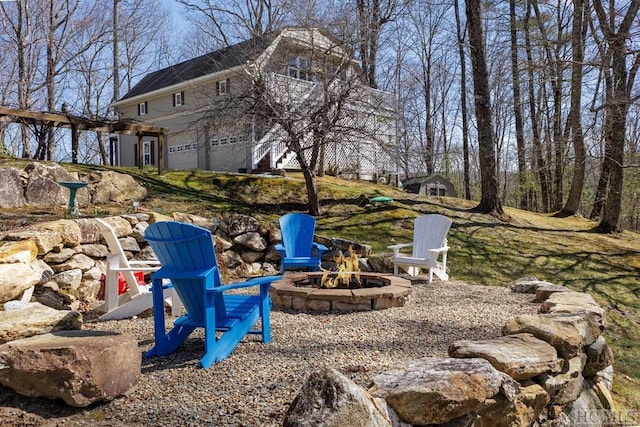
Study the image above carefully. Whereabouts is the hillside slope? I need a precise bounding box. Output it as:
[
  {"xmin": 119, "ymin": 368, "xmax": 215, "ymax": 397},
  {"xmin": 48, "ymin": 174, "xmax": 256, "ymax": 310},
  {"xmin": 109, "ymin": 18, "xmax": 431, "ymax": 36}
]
[{"xmin": 2, "ymin": 158, "xmax": 639, "ymax": 409}]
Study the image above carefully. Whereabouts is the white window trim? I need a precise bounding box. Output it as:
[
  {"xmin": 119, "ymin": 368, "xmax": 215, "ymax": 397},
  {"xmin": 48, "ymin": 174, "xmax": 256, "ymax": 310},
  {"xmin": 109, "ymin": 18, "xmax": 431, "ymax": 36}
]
[
  {"xmin": 143, "ymin": 141, "xmax": 151, "ymax": 165},
  {"xmin": 139, "ymin": 102, "xmax": 147, "ymax": 116},
  {"xmin": 174, "ymin": 92, "xmax": 183, "ymax": 106},
  {"xmin": 219, "ymin": 80, "xmax": 228, "ymax": 95}
]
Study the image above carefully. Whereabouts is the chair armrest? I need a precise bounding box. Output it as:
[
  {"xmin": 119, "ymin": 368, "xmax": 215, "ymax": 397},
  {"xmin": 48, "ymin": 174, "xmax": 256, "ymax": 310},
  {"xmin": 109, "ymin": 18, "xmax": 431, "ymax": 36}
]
[
  {"xmin": 387, "ymin": 242, "xmax": 412, "ymax": 255},
  {"xmin": 214, "ymin": 275, "xmax": 283, "ymax": 293},
  {"xmin": 312, "ymin": 242, "xmax": 328, "ymax": 251},
  {"xmin": 428, "ymin": 246, "xmax": 449, "ymax": 254},
  {"xmin": 312, "ymin": 242, "xmax": 328, "ymax": 258}
]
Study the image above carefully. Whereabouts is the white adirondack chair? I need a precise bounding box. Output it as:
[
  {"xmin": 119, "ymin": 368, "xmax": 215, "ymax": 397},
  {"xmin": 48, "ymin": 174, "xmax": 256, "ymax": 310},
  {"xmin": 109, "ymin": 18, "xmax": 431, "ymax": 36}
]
[
  {"xmin": 388, "ymin": 214, "xmax": 452, "ymax": 283},
  {"xmin": 95, "ymin": 218, "xmax": 181, "ymax": 320}
]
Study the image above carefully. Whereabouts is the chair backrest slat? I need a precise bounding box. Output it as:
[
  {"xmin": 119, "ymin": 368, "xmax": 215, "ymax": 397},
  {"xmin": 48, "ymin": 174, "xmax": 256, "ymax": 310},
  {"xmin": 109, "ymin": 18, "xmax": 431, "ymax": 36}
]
[
  {"xmin": 412, "ymin": 214, "xmax": 452, "ymax": 258},
  {"xmin": 279, "ymin": 213, "xmax": 317, "ymax": 257},
  {"xmin": 145, "ymin": 221, "xmax": 219, "ymax": 324}
]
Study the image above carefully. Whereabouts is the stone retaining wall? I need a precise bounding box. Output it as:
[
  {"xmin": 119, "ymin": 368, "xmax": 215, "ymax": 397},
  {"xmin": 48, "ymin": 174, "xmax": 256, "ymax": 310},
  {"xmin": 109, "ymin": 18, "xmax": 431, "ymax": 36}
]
[
  {"xmin": 0, "ymin": 212, "xmax": 287, "ymax": 313},
  {"xmin": 284, "ymin": 278, "xmax": 618, "ymax": 427}
]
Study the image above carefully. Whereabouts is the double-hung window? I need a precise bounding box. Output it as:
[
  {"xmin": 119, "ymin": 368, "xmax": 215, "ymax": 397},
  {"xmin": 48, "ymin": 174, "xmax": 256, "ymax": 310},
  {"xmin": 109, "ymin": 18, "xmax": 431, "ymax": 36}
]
[
  {"xmin": 216, "ymin": 79, "xmax": 230, "ymax": 95},
  {"xmin": 138, "ymin": 101, "xmax": 148, "ymax": 116},
  {"xmin": 289, "ymin": 56, "xmax": 309, "ymax": 80},
  {"xmin": 173, "ymin": 92, "xmax": 184, "ymax": 107},
  {"xmin": 143, "ymin": 141, "xmax": 152, "ymax": 165}
]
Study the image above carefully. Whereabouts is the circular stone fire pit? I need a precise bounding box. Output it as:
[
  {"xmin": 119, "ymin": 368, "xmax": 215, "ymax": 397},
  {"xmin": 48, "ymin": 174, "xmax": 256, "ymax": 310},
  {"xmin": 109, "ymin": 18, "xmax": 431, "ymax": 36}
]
[{"xmin": 269, "ymin": 272, "xmax": 412, "ymax": 312}]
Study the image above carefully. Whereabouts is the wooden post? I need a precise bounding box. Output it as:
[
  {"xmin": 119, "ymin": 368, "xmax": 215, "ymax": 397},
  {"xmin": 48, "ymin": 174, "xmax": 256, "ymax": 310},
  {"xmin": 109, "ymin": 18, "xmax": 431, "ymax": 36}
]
[
  {"xmin": 137, "ymin": 132, "xmax": 143, "ymax": 170},
  {"xmin": 157, "ymin": 132, "xmax": 164, "ymax": 175},
  {"xmin": 71, "ymin": 124, "xmax": 78, "ymax": 164}
]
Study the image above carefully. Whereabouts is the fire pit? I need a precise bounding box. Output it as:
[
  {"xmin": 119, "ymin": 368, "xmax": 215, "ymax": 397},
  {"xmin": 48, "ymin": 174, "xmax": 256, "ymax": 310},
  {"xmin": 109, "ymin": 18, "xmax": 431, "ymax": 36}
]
[{"xmin": 269, "ymin": 272, "xmax": 412, "ymax": 312}]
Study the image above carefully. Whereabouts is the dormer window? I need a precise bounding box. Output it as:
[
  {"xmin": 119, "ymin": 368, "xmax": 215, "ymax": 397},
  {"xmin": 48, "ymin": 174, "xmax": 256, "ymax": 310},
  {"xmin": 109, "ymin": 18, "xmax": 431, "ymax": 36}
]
[
  {"xmin": 138, "ymin": 101, "xmax": 147, "ymax": 116},
  {"xmin": 173, "ymin": 92, "xmax": 184, "ymax": 106},
  {"xmin": 289, "ymin": 56, "xmax": 309, "ymax": 80}
]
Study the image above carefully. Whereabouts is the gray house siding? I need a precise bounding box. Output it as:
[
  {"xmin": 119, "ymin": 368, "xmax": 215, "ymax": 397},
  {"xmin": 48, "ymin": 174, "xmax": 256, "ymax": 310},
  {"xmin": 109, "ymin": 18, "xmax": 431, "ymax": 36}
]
[{"xmin": 112, "ymin": 28, "xmax": 397, "ymax": 177}]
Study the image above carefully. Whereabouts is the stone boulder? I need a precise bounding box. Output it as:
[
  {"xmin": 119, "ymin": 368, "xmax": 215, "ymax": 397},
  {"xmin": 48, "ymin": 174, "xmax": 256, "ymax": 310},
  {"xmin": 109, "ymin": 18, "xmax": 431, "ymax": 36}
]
[
  {"xmin": 2, "ymin": 229, "xmax": 63, "ymax": 255},
  {"xmin": 316, "ymin": 237, "xmax": 372, "ymax": 257},
  {"xmin": 23, "ymin": 162, "xmax": 74, "ymax": 207},
  {"xmin": 566, "ymin": 381, "xmax": 612, "ymax": 427},
  {"xmin": 89, "ymin": 171, "xmax": 147, "ymax": 204},
  {"xmin": 93, "ymin": 216, "xmax": 133, "ymax": 237},
  {"xmin": 284, "ymin": 367, "xmax": 391, "ymax": 427},
  {"xmin": 369, "ymin": 357, "xmax": 516, "ymax": 425},
  {"xmin": 171, "ymin": 212, "xmax": 217, "ymax": 231},
  {"xmin": 535, "ymin": 283, "xmax": 570, "ymax": 302},
  {"xmin": 502, "ymin": 312, "xmax": 603, "ymax": 359},
  {"xmin": 541, "ymin": 292, "xmax": 606, "ymax": 328},
  {"xmin": 0, "ymin": 240, "xmax": 38, "ymax": 264},
  {"xmin": 0, "ymin": 302, "xmax": 82, "ymax": 344},
  {"xmin": 234, "ymin": 232, "xmax": 267, "ymax": 251},
  {"xmin": 478, "ymin": 382, "xmax": 550, "ymax": 427},
  {"xmin": 0, "ymin": 262, "xmax": 44, "ymax": 303},
  {"xmin": 448, "ymin": 333, "xmax": 563, "ymax": 380},
  {"xmin": 31, "ymin": 220, "xmax": 82, "ymax": 247},
  {"xmin": 0, "ymin": 330, "xmax": 140, "ymax": 407},
  {"xmin": 509, "ymin": 277, "xmax": 551, "ymax": 294},
  {"xmin": 0, "ymin": 167, "xmax": 26, "ymax": 208},
  {"xmin": 367, "ymin": 253, "xmax": 395, "ymax": 273},
  {"xmin": 583, "ymin": 336, "xmax": 614, "ymax": 377},
  {"xmin": 539, "ymin": 355, "xmax": 586, "ymax": 404},
  {"xmin": 225, "ymin": 214, "xmax": 260, "ymax": 237}
]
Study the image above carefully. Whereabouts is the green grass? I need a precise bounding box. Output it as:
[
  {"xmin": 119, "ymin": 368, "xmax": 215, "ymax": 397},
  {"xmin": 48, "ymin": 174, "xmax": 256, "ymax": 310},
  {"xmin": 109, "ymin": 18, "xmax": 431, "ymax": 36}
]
[{"xmin": 3, "ymin": 157, "xmax": 640, "ymax": 409}]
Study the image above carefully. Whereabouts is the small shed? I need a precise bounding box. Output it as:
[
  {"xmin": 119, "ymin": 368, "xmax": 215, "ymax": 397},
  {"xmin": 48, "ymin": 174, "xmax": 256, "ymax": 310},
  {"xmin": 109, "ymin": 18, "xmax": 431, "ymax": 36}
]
[{"xmin": 403, "ymin": 174, "xmax": 457, "ymax": 197}]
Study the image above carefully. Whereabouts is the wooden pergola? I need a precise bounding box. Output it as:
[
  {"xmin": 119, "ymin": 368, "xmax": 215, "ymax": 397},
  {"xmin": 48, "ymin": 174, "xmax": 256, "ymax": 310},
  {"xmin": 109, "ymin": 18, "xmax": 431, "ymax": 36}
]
[{"xmin": 0, "ymin": 105, "xmax": 168, "ymax": 174}]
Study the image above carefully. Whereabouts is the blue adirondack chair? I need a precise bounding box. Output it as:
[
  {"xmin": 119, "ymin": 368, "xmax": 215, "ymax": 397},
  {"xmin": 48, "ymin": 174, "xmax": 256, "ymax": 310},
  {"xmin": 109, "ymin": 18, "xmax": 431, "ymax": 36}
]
[
  {"xmin": 144, "ymin": 221, "xmax": 281, "ymax": 368},
  {"xmin": 275, "ymin": 213, "xmax": 328, "ymax": 274}
]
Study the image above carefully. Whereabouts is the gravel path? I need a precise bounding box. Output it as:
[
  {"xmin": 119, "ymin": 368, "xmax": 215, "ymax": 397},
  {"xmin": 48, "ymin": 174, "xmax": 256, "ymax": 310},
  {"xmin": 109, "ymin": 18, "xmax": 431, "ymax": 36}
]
[{"xmin": 0, "ymin": 280, "xmax": 539, "ymax": 426}]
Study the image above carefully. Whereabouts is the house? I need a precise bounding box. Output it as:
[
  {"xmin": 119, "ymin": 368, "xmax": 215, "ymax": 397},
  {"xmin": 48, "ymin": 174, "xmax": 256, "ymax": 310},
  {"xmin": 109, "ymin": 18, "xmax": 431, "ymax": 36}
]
[
  {"xmin": 403, "ymin": 174, "xmax": 457, "ymax": 197},
  {"xmin": 111, "ymin": 28, "xmax": 397, "ymax": 180}
]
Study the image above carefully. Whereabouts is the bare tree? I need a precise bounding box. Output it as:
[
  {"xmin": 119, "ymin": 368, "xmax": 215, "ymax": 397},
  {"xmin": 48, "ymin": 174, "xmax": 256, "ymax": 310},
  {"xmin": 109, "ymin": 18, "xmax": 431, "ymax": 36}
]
[
  {"xmin": 523, "ymin": 0, "xmax": 551, "ymax": 212},
  {"xmin": 354, "ymin": 0, "xmax": 399, "ymax": 89},
  {"xmin": 465, "ymin": 0, "xmax": 504, "ymax": 215},
  {"xmin": 177, "ymin": 0, "xmax": 289, "ymax": 48},
  {"xmin": 558, "ymin": 0, "xmax": 588, "ymax": 217},
  {"xmin": 509, "ymin": 0, "xmax": 530, "ymax": 210},
  {"xmin": 454, "ymin": 0, "xmax": 472, "ymax": 200},
  {"xmin": 590, "ymin": 0, "xmax": 640, "ymax": 232}
]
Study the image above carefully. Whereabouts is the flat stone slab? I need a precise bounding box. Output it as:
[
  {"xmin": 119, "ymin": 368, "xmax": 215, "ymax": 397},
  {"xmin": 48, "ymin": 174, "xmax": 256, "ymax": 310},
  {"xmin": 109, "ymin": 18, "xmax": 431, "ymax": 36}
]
[
  {"xmin": 448, "ymin": 333, "xmax": 563, "ymax": 380},
  {"xmin": 369, "ymin": 357, "xmax": 515, "ymax": 425},
  {"xmin": 540, "ymin": 292, "xmax": 606, "ymax": 328},
  {"xmin": 503, "ymin": 312, "xmax": 603, "ymax": 358},
  {"xmin": 0, "ymin": 330, "xmax": 141, "ymax": 407},
  {"xmin": 0, "ymin": 303, "xmax": 81, "ymax": 344}
]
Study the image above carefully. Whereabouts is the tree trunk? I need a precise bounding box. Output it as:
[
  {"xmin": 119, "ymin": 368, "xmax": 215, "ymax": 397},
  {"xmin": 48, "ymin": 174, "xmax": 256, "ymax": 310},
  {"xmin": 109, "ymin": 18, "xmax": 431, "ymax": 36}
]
[
  {"xmin": 590, "ymin": 141, "xmax": 611, "ymax": 219},
  {"xmin": 524, "ymin": 0, "xmax": 549, "ymax": 212},
  {"xmin": 465, "ymin": 0, "xmax": 504, "ymax": 216},
  {"xmin": 558, "ymin": 0, "xmax": 586, "ymax": 217},
  {"xmin": 592, "ymin": 0, "xmax": 640, "ymax": 233},
  {"xmin": 509, "ymin": 0, "xmax": 528, "ymax": 210},
  {"xmin": 454, "ymin": 0, "xmax": 471, "ymax": 200}
]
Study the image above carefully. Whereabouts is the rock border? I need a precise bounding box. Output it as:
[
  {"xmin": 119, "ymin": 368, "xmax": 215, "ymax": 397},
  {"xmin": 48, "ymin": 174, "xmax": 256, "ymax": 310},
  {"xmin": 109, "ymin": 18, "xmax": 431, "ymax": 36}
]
[{"xmin": 284, "ymin": 277, "xmax": 617, "ymax": 427}]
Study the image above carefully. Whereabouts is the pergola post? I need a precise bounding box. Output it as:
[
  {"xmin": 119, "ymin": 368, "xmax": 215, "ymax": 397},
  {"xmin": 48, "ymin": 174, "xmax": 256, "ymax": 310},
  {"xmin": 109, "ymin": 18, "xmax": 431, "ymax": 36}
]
[
  {"xmin": 137, "ymin": 132, "xmax": 143, "ymax": 170},
  {"xmin": 71, "ymin": 124, "xmax": 78, "ymax": 164},
  {"xmin": 157, "ymin": 132, "xmax": 164, "ymax": 175}
]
